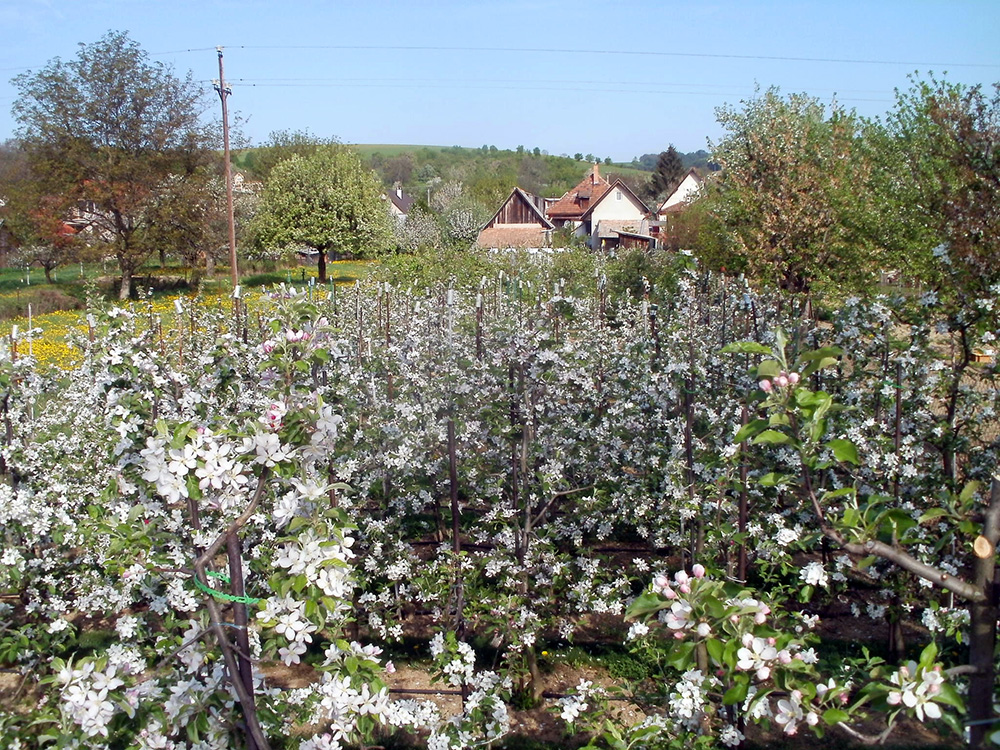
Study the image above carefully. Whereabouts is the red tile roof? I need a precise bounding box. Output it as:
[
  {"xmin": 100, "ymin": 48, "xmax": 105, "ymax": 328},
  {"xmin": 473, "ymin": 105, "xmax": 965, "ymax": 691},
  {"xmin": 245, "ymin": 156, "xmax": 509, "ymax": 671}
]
[
  {"xmin": 476, "ymin": 225, "xmax": 550, "ymax": 249},
  {"xmin": 546, "ymin": 164, "xmax": 611, "ymax": 221}
]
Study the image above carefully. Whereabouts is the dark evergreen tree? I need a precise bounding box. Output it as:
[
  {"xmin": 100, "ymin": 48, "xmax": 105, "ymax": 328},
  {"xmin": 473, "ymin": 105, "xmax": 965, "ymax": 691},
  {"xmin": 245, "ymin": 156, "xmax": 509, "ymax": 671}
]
[{"xmin": 647, "ymin": 145, "xmax": 685, "ymax": 200}]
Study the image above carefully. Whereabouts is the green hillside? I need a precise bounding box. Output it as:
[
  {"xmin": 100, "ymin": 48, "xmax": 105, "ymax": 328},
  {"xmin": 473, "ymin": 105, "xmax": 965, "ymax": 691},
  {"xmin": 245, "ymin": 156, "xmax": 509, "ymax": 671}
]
[{"xmin": 233, "ymin": 143, "xmax": 708, "ymax": 209}]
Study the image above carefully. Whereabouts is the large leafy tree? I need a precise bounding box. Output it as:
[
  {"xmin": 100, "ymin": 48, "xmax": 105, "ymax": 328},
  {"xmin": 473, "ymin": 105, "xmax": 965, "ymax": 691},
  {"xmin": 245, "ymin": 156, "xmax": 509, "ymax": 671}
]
[
  {"xmin": 11, "ymin": 31, "xmax": 215, "ymax": 299},
  {"xmin": 703, "ymin": 88, "xmax": 884, "ymax": 298},
  {"xmin": 884, "ymin": 75, "xmax": 1000, "ymax": 315},
  {"xmin": 249, "ymin": 145, "xmax": 393, "ymax": 281},
  {"xmin": 0, "ymin": 140, "xmax": 84, "ymax": 282},
  {"xmin": 240, "ymin": 128, "xmax": 337, "ymax": 182}
]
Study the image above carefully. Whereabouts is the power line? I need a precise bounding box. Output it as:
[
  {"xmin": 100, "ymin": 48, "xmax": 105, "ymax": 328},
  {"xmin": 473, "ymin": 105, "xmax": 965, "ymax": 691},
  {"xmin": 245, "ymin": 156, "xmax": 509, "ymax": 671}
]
[
  {"xmin": 5, "ymin": 42, "xmax": 996, "ymax": 76},
  {"xmin": 229, "ymin": 75, "xmax": 892, "ymax": 95},
  {"xmin": 208, "ymin": 78, "xmax": 891, "ymax": 104},
  {"xmin": 218, "ymin": 43, "xmax": 1000, "ymax": 69}
]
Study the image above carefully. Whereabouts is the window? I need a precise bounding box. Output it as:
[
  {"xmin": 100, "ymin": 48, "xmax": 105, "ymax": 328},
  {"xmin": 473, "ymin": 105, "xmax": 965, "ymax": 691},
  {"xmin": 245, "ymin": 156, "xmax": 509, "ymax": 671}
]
[{"xmin": 616, "ymin": 190, "xmax": 622, "ymax": 201}]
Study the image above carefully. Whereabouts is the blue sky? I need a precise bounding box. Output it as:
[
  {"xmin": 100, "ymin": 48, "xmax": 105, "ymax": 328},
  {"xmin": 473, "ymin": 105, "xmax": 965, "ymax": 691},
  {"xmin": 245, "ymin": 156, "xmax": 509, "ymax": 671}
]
[{"xmin": 1, "ymin": 0, "xmax": 998, "ymax": 161}]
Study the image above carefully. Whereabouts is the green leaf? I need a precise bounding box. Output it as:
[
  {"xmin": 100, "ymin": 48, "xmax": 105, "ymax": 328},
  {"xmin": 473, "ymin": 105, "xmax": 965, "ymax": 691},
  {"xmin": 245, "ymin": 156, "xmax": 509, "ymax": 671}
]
[
  {"xmin": 919, "ymin": 641, "xmax": 938, "ymax": 667},
  {"xmin": 827, "ymin": 439, "xmax": 859, "ymax": 464},
  {"xmin": 759, "ymin": 472, "xmax": 791, "ymax": 487},
  {"xmin": 856, "ymin": 555, "xmax": 877, "ymax": 570},
  {"xmin": 705, "ymin": 638, "xmax": 724, "ymax": 666},
  {"xmin": 775, "ymin": 329, "xmax": 788, "ymax": 355},
  {"xmin": 625, "ymin": 592, "xmax": 665, "ymax": 620},
  {"xmin": 878, "ymin": 508, "xmax": 917, "ymax": 538},
  {"xmin": 918, "ymin": 507, "xmax": 952, "ymax": 524},
  {"xmin": 753, "ymin": 429, "xmax": 791, "ymax": 445},
  {"xmin": 798, "ymin": 346, "xmax": 844, "ymax": 362},
  {"xmin": 666, "ymin": 641, "xmax": 696, "ymax": 671},
  {"xmin": 822, "ymin": 708, "xmax": 850, "ymax": 725},
  {"xmin": 959, "ymin": 481, "xmax": 981, "ymax": 504},
  {"xmin": 801, "ymin": 356, "xmax": 839, "ymax": 377},
  {"xmin": 757, "ymin": 359, "xmax": 781, "ymax": 378},
  {"xmin": 723, "ymin": 675, "xmax": 750, "ymax": 706},
  {"xmin": 734, "ymin": 419, "xmax": 767, "ymax": 444},
  {"xmin": 721, "ymin": 341, "xmax": 773, "ymax": 355},
  {"xmin": 934, "ymin": 681, "xmax": 965, "ymax": 711},
  {"xmin": 823, "ymin": 487, "xmax": 857, "ymax": 500}
]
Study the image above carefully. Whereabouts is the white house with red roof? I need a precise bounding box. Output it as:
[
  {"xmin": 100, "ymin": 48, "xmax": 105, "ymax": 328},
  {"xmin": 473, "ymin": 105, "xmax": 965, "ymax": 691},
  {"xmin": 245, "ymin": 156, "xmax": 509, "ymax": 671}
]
[{"xmin": 656, "ymin": 168, "xmax": 704, "ymax": 219}]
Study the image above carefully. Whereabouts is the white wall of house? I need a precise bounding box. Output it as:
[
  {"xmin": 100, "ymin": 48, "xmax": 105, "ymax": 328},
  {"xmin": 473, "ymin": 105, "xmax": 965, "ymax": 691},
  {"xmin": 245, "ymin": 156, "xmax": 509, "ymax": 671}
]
[
  {"xmin": 589, "ymin": 187, "xmax": 646, "ymax": 226},
  {"xmin": 659, "ymin": 173, "xmax": 702, "ymax": 215}
]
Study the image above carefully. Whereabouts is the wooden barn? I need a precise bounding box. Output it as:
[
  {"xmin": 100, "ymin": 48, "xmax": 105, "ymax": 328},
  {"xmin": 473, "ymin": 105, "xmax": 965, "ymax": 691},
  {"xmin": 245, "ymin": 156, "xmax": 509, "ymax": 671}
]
[{"xmin": 475, "ymin": 187, "xmax": 554, "ymax": 249}]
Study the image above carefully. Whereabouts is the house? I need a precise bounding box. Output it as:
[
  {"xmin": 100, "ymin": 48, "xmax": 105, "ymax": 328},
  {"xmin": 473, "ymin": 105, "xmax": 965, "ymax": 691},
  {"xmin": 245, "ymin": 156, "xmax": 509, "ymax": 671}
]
[
  {"xmin": 385, "ymin": 186, "xmax": 415, "ymax": 224},
  {"xmin": 475, "ymin": 164, "xmax": 655, "ymax": 251},
  {"xmin": 475, "ymin": 187, "xmax": 554, "ymax": 249},
  {"xmin": 655, "ymin": 168, "xmax": 705, "ymax": 250},
  {"xmin": 545, "ymin": 163, "xmax": 611, "ymax": 229},
  {"xmin": 656, "ymin": 168, "xmax": 704, "ymax": 220},
  {"xmin": 579, "ymin": 179, "xmax": 653, "ymax": 251}
]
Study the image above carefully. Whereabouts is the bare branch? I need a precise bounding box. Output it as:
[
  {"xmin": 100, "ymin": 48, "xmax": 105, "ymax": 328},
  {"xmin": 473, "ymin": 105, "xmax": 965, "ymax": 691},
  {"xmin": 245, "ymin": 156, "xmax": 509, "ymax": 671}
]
[
  {"xmin": 834, "ymin": 720, "xmax": 896, "ymax": 745},
  {"xmin": 841, "ymin": 537, "xmax": 985, "ymax": 602},
  {"xmin": 529, "ymin": 484, "xmax": 594, "ymax": 532},
  {"xmin": 194, "ymin": 466, "xmax": 271, "ymax": 571}
]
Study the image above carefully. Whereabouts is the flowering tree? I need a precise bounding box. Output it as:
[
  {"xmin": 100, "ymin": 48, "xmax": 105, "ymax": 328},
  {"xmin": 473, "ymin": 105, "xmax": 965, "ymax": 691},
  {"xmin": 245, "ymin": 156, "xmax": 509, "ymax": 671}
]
[
  {"xmin": 0, "ymin": 250, "xmax": 997, "ymax": 747},
  {"xmin": 249, "ymin": 146, "xmax": 393, "ymax": 281}
]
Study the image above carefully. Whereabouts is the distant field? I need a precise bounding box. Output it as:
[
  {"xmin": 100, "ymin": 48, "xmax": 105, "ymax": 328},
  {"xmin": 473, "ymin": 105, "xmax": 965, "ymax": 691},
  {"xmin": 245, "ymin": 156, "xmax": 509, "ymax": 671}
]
[
  {"xmin": 348, "ymin": 144, "xmax": 456, "ymax": 158},
  {"xmin": 602, "ymin": 164, "xmax": 651, "ymax": 180}
]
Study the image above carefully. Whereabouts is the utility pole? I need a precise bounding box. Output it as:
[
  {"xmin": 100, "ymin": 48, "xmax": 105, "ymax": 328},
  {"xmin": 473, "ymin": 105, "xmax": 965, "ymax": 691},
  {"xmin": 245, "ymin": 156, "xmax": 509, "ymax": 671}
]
[{"xmin": 214, "ymin": 47, "xmax": 238, "ymax": 289}]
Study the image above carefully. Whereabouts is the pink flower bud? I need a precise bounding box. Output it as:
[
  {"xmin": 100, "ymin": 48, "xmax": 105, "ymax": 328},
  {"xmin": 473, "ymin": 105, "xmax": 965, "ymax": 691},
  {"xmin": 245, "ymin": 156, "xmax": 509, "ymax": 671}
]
[
  {"xmin": 756, "ymin": 666, "xmax": 771, "ymax": 681},
  {"xmin": 788, "ymin": 372, "xmax": 800, "ymax": 385},
  {"xmin": 679, "ymin": 583, "xmax": 691, "ymax": 594},
  {"xmin": 663, "ymin": 587, "xmax": 678, "ymax": 599},
  {"xmin": 673, "ymin": 631, "xmax": 686, "ymax": 640},
  {"xmin": 778, "ymin": 650, "xmax": 792, "ymax": 664},
  {"xmin": 653, "ymin": 575, "xmax": 670, "ymax": 590},
  {"xmin": 730, "ymin": 614, "xmax": 740, "ymax": 624},
  {"xmin": 759, "ymin": 379, "xmax": 772, "ymax": 392},
  {"xmin": 775, "ymin": 375, "xmax": 789, "ymax": 388},
  {"xmin": 674, "ymin": 570, "xmax": 689, "ymax": 585},
  {"xmin": 692, "ymin": 564, "xmax": 706, "ymax": 578},
  {"xmin": 754, "ymin": 612, "xmax": 767, "ymax": 625},
  {"xmin": 767, "ymin": 637, "xmax": 776, "ymax": 645}
]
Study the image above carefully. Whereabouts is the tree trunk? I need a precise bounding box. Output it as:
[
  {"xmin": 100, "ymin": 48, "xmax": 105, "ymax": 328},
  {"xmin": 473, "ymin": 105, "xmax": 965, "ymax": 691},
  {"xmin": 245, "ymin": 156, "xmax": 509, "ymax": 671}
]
[
  {"xmin": 118, "ymin": 269, "xmax": 132, "ymax": 300},
  {"xmin": 317, "ymin": 249, "xmax": 327, "ymax": 283},
  {"xmin": 227, "ymin": 532, "xmax": 259, "ymax": 750},
  {"xmin": 43, "ymin": 266, "xmax": 54, "ymax": 284},
  {"xmin": 968, "ymin": 478, "xmax": 1000, "ymax": 748}
]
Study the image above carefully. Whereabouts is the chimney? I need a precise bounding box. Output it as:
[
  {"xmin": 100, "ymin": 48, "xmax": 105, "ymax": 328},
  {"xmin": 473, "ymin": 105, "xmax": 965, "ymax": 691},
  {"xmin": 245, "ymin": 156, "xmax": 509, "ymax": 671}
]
[{"xmin": 592, "ymin": 162, "xmax": 600, "ymax": 184}]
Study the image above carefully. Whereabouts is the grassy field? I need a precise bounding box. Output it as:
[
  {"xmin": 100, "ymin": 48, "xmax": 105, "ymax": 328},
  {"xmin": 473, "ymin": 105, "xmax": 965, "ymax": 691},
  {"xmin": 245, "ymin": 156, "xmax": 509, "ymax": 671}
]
[{"xmin": 0, "ymin": 259, "xmax": 373, "ymax": 370}]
